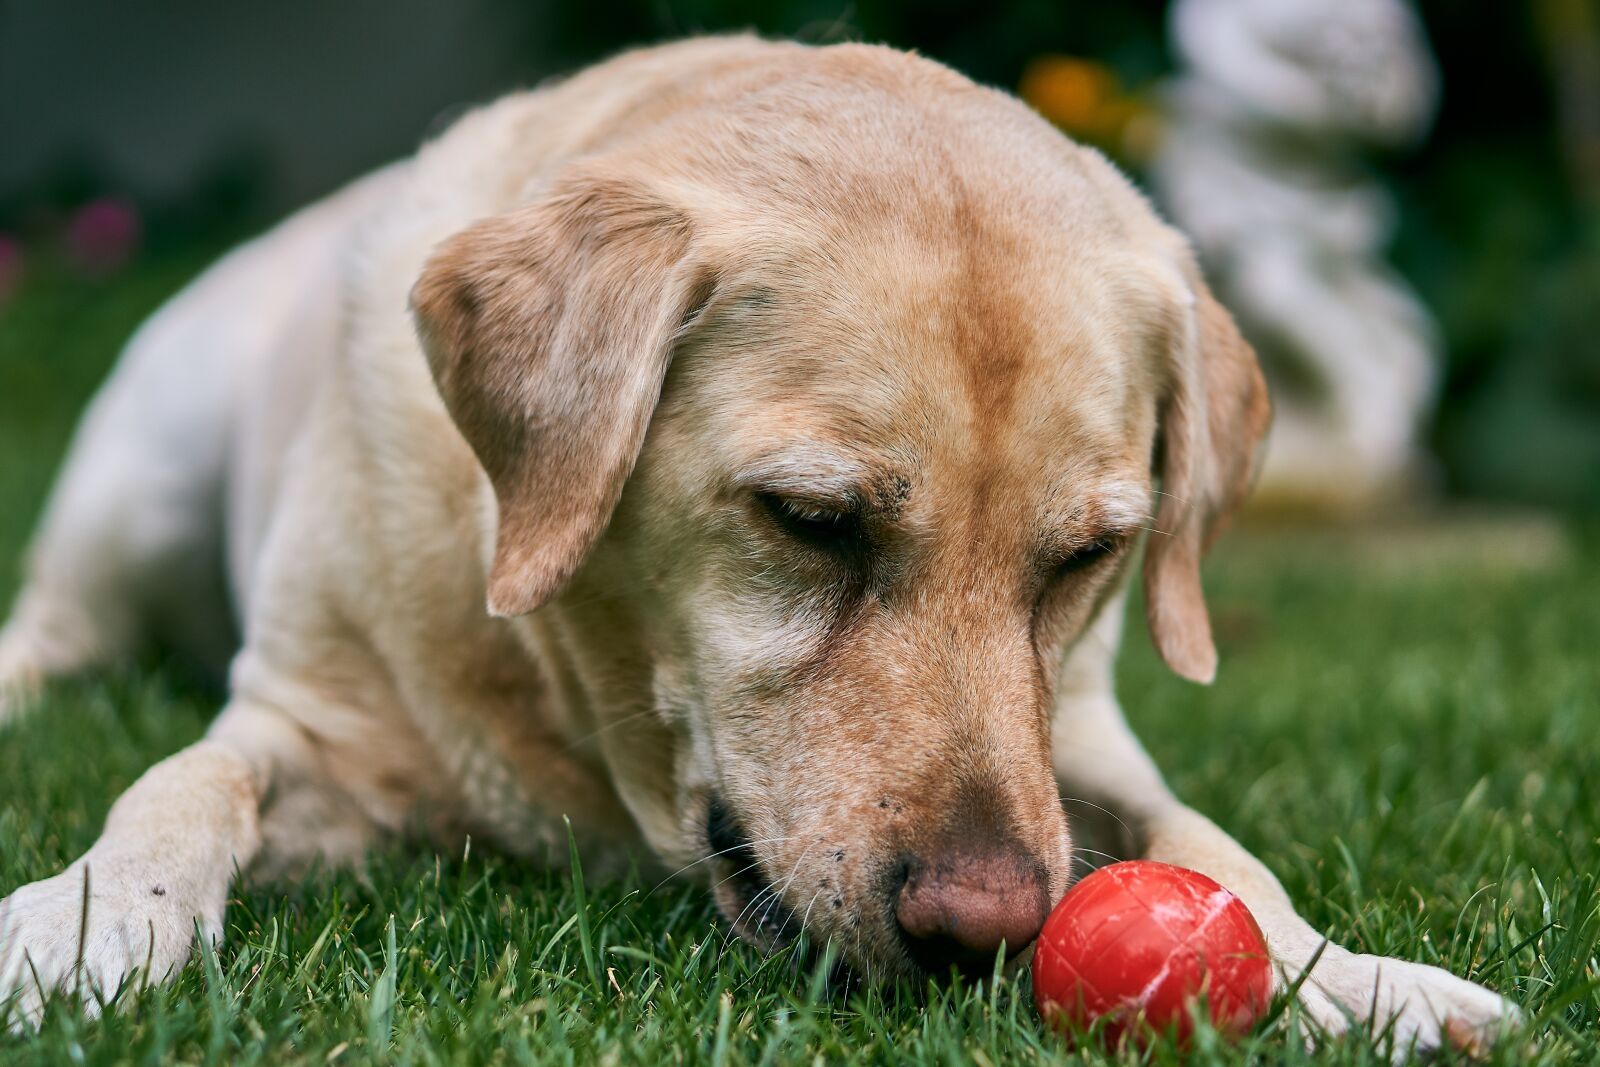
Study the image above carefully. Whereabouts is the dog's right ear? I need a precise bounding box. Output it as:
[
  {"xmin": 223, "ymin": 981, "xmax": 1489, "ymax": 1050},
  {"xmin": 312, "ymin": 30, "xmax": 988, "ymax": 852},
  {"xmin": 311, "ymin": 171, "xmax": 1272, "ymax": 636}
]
[{"xmin": 410, "ymin": 169, "xmax": 715, "ymax": 617}]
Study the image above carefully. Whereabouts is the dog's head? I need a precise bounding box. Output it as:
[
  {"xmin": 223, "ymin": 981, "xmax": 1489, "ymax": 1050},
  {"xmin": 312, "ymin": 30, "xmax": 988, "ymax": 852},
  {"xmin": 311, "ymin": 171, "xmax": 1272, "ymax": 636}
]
[{"xmin": 411, "ymin": 48, "xmax": 1268, "ymax": 979}]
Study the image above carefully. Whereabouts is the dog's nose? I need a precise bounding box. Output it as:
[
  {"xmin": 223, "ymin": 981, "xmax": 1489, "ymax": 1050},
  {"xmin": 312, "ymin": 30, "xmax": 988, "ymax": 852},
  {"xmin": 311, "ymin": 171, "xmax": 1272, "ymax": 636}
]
[{"xmin": 893, "ymin": 845, "xmax": 1051, "ymax": 975}]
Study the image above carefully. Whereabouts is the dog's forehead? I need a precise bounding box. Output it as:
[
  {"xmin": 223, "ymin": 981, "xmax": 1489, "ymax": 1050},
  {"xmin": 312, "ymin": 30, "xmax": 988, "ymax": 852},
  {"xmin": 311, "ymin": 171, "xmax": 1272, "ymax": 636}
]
[
  {"xmin": 681, "ymin": 226, "xmax": 1165, "ymax": 507},
  {"xmin": 650, "ymin": 76, "xmax": 1180, "ymax": 502}
]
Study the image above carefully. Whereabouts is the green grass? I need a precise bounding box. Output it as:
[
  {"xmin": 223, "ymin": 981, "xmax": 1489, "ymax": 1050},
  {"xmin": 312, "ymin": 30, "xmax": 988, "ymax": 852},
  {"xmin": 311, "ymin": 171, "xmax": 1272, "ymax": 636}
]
[{"xmin": 1, "ymin": 247, "xmax": 1598, "ymax": 1064}]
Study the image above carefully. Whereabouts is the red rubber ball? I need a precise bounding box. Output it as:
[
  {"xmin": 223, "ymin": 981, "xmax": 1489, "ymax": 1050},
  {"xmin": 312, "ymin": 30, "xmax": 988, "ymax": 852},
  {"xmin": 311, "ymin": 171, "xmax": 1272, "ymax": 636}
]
[{"xmin": 1032, "ymin": 860, "xmax": 1272, "ymax": 1046}]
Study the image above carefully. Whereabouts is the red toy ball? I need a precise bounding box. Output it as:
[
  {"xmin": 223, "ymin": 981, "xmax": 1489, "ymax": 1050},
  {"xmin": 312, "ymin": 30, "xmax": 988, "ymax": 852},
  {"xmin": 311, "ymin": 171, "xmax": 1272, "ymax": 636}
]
[{"xmin": 1032, "ymin": 860, "xmax": 1273, "ymax": 1046}]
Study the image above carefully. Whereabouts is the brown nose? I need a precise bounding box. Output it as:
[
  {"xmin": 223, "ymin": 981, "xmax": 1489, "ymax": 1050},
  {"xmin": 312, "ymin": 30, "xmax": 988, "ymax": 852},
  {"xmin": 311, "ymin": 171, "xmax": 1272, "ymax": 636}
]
[{"xmin": 893, "ymin": 845, "xmax": 1051, "ymax": 975}]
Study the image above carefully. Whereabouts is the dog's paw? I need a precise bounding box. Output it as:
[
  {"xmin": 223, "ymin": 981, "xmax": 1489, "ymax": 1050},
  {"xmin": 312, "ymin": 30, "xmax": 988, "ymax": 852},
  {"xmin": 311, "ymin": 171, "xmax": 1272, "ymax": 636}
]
[
  {"xmin": 0, "ymin": 856, "xmax": 220, "ymax": 1029},
  {"xmin": 1290, "ymin": 945, "xmax": 1518, "ymax": 1060}
]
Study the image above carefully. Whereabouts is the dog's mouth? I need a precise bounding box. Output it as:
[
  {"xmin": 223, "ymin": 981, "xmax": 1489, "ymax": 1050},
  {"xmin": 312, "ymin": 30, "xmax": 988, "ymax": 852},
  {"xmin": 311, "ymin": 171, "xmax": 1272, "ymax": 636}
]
[{"xmin": 705, "ymin": 793, "xmax": 801, "ymax": 949}]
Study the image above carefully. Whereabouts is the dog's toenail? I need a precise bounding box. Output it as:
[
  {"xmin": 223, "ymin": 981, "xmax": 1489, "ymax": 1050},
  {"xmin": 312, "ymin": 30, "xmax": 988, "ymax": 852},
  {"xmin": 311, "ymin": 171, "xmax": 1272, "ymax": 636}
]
[
  {"xmin": 151, "ymin": 885, "xmax": 166, "ymax": 896},
  {"xmin": 1443, "ymin": 1018, "xmax": 1488, "ymax": 1058}
]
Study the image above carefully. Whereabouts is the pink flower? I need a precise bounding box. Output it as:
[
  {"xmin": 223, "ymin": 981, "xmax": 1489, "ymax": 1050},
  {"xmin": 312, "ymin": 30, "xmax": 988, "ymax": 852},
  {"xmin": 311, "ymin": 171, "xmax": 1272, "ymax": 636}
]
[
  {"xmin": 65, "ymin": 197, "xmax": 141, "ymax": 276},
  {"xmin": 0, "ymin": 235, "xmax": 22, "ymax": 304}
]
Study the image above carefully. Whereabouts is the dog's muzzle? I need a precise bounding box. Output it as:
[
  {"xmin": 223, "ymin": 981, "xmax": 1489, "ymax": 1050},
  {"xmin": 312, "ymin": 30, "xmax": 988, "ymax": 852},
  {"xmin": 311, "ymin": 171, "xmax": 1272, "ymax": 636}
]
[{"xmin": 705, "ymin": 793, "xmax": 800, "ymax": 948}]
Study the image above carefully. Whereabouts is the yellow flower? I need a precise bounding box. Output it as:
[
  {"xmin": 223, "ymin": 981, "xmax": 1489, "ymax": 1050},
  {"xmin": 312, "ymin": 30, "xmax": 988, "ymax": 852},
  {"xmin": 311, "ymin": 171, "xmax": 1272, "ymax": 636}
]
[{"xmin": 1019, "ymin": 55, "xmax": 1162, "ymax": 163}]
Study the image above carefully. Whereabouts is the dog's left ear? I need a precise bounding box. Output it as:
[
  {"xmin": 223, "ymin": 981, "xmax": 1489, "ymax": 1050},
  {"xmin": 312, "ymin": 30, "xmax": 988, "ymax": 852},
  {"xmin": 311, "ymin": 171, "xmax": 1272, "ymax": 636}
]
[
  {"xmin": 1143, "ymin": 251, "xmax": 1271, "ymax": 684},
  {"xmin": 410, "ymin": 168, "xmax": 715, "ymax": 617}
]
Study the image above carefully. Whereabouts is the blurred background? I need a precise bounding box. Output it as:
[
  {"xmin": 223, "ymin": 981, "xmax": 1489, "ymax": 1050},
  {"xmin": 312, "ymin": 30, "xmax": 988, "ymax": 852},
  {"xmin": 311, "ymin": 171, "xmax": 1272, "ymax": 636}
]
[{"xmin": 1, "ymin": 0, "xmax": 1597, "ymax": 515}]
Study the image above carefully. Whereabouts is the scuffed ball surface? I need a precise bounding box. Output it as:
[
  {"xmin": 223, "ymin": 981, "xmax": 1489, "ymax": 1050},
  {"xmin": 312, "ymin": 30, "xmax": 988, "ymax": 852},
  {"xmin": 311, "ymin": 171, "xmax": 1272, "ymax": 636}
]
[{"xmin": 1032, "ymin": 860, "xmax": 1273, "ymax": 1045}]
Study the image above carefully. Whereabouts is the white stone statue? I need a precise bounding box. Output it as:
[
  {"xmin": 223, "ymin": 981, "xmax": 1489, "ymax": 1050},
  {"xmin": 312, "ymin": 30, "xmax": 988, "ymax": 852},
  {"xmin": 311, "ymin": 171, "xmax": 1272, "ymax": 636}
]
[{"xmin": 1154, "ymin": 0, "xmax": 1442, "ymax": 512}]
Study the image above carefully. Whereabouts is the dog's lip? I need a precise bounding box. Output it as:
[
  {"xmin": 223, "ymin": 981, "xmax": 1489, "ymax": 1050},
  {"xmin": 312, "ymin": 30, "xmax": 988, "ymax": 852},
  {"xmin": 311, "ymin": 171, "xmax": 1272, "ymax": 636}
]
[{"xmin": 705, "ymin": 793, "xmax": 801, "ymax": 947}]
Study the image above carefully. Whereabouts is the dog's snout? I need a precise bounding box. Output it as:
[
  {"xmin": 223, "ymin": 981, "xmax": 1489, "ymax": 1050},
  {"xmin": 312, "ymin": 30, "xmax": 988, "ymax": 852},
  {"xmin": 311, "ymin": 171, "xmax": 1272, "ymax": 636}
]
[{"xmin": 892, "ymin": 845, "xmax": 1050, "ymax": 975}]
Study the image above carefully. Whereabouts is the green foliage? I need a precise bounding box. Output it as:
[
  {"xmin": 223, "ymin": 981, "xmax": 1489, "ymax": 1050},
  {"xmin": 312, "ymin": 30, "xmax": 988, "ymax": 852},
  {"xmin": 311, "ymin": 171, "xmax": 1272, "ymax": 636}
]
[
  {"xmin": 524, "ymin": 0, "xmax": 1171, "ymax": 89},
  {"xmin": 1395, "ymin": 2, "xmax": 1600, "ymax": 508}
]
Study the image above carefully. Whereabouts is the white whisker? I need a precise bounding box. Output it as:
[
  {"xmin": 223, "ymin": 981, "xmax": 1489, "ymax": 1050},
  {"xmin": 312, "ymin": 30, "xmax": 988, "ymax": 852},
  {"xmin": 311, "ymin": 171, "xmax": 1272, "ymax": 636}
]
[
  {"xmin": 1057, "ymin": 792, "xmax": 1137, "ymax": 842},
  {"xmin": 727, "ymin": 838, "xmax": 821, "ymax": 946},
  {"xmin": 644, "ymin": 834, "xmax": 800, "ymax": 897}
]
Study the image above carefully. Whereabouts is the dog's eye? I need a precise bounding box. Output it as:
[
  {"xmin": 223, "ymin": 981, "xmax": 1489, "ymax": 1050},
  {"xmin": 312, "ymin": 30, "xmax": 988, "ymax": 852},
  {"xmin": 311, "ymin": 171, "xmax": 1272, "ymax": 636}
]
[
  {"xmin": 1054, "ymin": 538, "xmax": 1118, "ymax": 578},
  {"xmin": 754, "ymin": 492, "xmax": 862, "ymax": 550}
]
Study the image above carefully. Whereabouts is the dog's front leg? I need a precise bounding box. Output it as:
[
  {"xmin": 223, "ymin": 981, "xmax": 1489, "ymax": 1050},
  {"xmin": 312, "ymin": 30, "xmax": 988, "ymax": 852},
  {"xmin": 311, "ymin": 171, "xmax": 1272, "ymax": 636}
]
[
  {"xmin": 0, "ymin": 700, "xmax": 296, "ymax": 1027},
  {"xmin": 1050, "ymin": 609, "xmax": 1516, "ymax": 1057}
]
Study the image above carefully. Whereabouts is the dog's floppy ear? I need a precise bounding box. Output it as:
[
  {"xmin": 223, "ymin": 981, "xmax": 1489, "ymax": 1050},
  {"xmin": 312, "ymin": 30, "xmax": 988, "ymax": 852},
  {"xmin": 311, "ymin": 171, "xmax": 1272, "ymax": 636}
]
[
  {"xmin": 411, "ymin": 169, "xmax": 714, "ymax": 617},
  {"xmin": 1143, "ymin": 253, "xmax": 1271, "ymax": 684}
]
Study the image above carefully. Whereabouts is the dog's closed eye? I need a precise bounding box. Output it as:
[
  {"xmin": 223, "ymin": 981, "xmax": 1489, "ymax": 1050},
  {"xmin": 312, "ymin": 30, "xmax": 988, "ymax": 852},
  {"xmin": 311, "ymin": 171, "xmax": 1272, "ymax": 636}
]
[
  {"xmin": 1051, "ymin": 536, "xmax": 1122, "ymax": 579},
  {"xmin": 754, "ymin": 491, "xmax": 863, "ymax": 551}
]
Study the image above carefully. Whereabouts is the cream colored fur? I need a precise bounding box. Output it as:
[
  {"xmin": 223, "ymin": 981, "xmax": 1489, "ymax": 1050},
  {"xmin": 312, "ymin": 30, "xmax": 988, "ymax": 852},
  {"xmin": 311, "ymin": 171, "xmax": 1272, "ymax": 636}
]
[{"xmin": 0, "ymin": 37, "xmax": 1511, "ymax": 1054}]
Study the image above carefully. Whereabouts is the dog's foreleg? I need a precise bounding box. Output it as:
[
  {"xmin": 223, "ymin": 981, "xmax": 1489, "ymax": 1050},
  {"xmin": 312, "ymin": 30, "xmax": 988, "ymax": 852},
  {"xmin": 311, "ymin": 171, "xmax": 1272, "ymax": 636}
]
[{"xmin": 0, "ymin": 701, "xmax": 299, "ymax": 1028}]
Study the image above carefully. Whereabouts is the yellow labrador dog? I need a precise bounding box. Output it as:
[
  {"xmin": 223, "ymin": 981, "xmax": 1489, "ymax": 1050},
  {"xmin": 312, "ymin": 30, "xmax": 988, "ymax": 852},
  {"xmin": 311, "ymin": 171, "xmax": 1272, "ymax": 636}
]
[{"xmin": 0, "ymin": 36, "xmax": 1510, "ymax": 1050}]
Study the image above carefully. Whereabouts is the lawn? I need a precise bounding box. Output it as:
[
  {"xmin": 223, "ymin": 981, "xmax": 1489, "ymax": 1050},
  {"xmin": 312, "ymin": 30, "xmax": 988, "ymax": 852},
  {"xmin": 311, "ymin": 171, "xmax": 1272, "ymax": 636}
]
[{"xmin": 0, "ymin": 246, "xmax": 1597, "ymax": 1065}]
